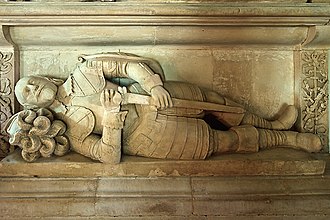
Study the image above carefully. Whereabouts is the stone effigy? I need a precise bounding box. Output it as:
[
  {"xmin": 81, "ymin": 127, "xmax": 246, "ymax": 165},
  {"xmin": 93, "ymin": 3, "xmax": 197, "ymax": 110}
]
[{"xmin": 5, "ymin": 52, "xmax": 322, "ymax": 163}]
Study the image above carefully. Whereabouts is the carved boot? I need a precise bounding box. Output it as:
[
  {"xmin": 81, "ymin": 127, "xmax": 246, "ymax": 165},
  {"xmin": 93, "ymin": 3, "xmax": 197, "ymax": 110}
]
[
  {"xmin": 257, "ymin": 128, "xmax": 322, "ymax": 153},
  {"xmin": 240, "ymin": 105, "xmax": 298, "ymax": 130}
]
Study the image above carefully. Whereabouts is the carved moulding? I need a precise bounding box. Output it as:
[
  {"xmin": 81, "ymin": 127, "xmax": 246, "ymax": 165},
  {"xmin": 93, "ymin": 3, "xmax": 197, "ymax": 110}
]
[
  {"xmin": 0, "ymin": 51, "xmax": 13, "ymax": 157},
  {"xmin": 0, "ymin": 51, "xmax": 15, "ymax": 157},
  {"xmin": 299, "ymin": 50, "xmax": 329, "ymax": 151},
  {"xmin": 0, "ymin": 24, "xmax": 17, "ymax": 158}
]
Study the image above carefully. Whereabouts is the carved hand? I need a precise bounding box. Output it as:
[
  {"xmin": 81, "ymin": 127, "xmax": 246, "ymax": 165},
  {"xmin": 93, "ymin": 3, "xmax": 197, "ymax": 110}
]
[
  {"xmin": 150, "ymin": 85, "xmax": 173, "ymax": 110},
  {"xmin": 100, "ymin": 87, "xmax": 127, "ymax": 112}
]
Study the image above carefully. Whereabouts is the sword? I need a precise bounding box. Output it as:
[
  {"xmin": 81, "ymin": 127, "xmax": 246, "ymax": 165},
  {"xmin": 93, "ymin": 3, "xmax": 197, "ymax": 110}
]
[{"xmin": 122, "ymin": 93, "xmax": 245, "ymax": 114}]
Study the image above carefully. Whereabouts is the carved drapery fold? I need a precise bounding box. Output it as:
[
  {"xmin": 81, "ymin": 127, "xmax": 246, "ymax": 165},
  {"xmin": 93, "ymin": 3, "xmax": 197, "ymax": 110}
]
[{"xmin": 299, "ymin": 50, "xmax": 329, "ymax": 150}]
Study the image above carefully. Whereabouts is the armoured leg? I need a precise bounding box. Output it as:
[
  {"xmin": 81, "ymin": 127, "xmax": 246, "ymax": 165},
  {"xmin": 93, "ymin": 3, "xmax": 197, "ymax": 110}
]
[
  {"xmin": 202, "ymin": 89, "xmax": 298, "ymax": 130},
  {"xmin": 210, "ymin": 103, "xmax": 297, "ymax": 130},
  {"xmin": 241, "ymin": 105, "xmax": 298, "ymax": 130},
  {"xmin": 257, "ymin": 129, "xmax": 322, "ymax": 153},
  {"xmin": 212, "ymin": 125, "xmax": 322, "ymax": 154},
  {"xmin": 212, "ymin": 125, "xmax": 259, "ymax": 154}
]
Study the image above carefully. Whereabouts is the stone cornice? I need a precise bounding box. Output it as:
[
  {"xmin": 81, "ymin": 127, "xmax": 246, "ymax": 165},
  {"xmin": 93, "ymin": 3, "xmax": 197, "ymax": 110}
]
[
  {"xmin": 0, "ymin": 2, "xmax": 329, "ymax": 47},
  {"xmin": 0, "ymin": 3, "xmax": 329, "ymax": 26},
  {"xmin": 0, "ymin": 16, "xmax": 329, "ymax": 27}
]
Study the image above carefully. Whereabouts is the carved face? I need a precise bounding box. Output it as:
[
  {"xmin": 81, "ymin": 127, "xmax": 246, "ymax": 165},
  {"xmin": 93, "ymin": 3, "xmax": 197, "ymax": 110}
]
[{"xmin": 15, "ymin": 76, "xmax": 58, "ymax": 108}]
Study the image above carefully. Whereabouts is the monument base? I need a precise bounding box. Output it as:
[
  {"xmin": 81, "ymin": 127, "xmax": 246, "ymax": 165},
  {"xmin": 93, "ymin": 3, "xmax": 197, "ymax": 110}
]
[
  {"xmin": 1, "ymin": 148, "xmax": 329, "ymax": 219},
  {"xmin": 0, "ymin": 148, "xmax": 326, "ymax": 177}
]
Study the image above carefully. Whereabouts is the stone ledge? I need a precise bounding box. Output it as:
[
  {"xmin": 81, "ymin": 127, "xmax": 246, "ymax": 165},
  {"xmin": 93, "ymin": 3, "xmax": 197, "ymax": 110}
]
[
  {"xmin": 0, "ymin": 148, "xmax": 326, "ymax": 177},
  {"xmin": 1, "ymin": 173, "xmax": 330, "ymax": 218}
]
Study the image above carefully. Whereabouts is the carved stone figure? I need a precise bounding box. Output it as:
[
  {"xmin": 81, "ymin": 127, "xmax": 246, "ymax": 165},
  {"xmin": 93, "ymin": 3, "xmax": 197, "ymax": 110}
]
[{"xmin": 6, "ymin": 52, "xmax": 322, "ymax": 163}]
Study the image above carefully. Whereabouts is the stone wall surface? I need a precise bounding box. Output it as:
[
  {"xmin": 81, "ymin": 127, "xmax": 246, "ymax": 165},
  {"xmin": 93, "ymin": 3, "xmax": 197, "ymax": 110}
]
[{"xmin": 0, "ymin": 1, "xmax": 330, "ymax": 218}]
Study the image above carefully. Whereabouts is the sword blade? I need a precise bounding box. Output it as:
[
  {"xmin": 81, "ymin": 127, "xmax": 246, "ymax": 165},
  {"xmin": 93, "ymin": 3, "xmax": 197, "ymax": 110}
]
[{"xmin": 122, "ymin": 93, "xmax": 245, "ymax": 114}]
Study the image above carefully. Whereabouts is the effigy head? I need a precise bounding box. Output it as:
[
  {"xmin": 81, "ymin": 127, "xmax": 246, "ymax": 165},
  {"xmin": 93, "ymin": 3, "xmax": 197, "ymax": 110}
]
[
  {"xmin": 5, "ymin": 108, "xmax": 70, "ymax": 162},
  {"xmin": 15, "ymin": 76, "xmax": 59, "ymax": 109}
]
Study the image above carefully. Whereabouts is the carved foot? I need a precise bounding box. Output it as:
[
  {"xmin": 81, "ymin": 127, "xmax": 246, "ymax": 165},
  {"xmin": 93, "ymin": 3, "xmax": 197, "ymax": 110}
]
[{"xmin": 293, "ymin": 132, "xmax": 322, "ymax": 153}]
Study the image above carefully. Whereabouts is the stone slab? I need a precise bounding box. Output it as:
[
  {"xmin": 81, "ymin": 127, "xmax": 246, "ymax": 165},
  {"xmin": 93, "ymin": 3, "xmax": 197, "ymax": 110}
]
[
  {"xmin": 191, "ymin": 175, "xmax": 330, "ymax": 216},
  {"xmin": 0, "ymin": 148, "xmax": 326, "ymax": 177},
  {"xmin": 0, "ymin": 177, "xmax": 192, "ymax": 218}
]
